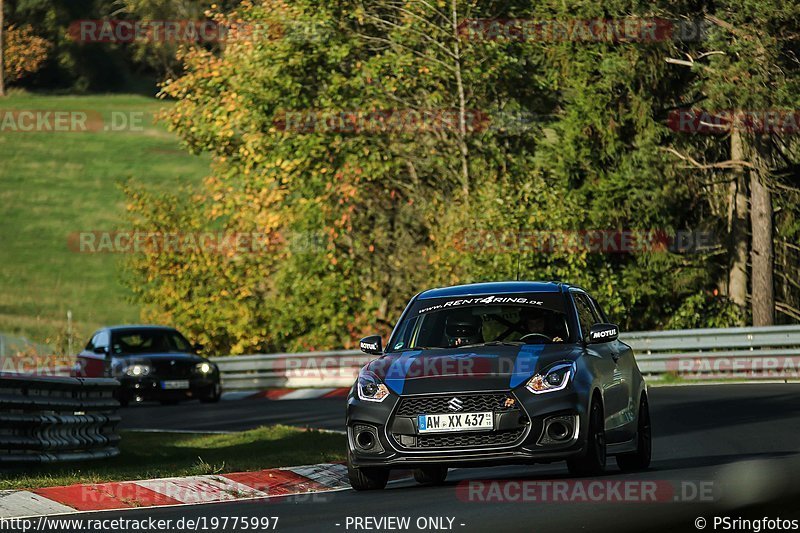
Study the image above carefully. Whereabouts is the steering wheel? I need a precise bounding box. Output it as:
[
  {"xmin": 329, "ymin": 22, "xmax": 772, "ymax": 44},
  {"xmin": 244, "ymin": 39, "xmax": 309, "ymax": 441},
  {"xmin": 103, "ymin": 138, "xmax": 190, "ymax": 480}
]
[{"xmin": 519, "ymin": 333, "xmax": 552, "ymax": 343}]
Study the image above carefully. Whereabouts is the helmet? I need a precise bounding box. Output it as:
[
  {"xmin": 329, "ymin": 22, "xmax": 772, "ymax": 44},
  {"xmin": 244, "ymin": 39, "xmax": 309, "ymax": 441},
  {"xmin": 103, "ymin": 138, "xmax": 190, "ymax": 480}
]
[
  {"xmin": 445, "ymin": 312, "xmax": 483, "ymax": 347},
  {"xmin": 520, "ymin": 308, "xmax": 546, "ymax": 332}
]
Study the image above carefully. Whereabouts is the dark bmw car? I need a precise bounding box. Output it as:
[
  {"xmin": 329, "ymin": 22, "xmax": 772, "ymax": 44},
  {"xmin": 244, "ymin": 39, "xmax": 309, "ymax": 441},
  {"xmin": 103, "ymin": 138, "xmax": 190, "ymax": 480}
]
[
  {"xmin": 77, "ymin": 325, "xmax": 221, "ymax": 406},
  {"xmin": 346, "ymin": 281, "xmax": 651, "ymax": 490}
]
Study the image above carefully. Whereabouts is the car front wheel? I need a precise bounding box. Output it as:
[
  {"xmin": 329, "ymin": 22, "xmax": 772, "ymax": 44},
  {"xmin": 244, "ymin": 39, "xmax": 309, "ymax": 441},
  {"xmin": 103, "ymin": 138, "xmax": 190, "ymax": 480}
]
[
  {"xmin": 413, "ymin": 466, "xmax": 448, "ymax": 485},
  {"xmin": 200, "ymin": 384, "xmax": 222, "ymax": 403},
  {"xmin": 616, "ymin": 395, "xmax": 652, "ymax": 472},
  {"xmin": 567, "ymin": 398, "xmax": 606, "ymax": 476},
  {"xmin": 347, "ymin": 452, "xmax": 389, "ymax": 491}
]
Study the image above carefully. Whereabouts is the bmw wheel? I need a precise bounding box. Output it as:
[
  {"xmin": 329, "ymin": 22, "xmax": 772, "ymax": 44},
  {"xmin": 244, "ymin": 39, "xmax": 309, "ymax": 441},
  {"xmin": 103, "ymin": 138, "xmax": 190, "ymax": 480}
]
[{"xmin": 200, "ymin": 384, "xmax": 222, "ymax": 403}]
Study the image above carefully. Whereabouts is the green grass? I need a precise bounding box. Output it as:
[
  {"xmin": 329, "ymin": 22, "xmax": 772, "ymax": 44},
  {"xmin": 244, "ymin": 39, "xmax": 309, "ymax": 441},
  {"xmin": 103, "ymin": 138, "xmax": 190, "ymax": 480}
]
[
  {"xmin": 0, "ymin": 426, "xmax": 346, "ymax": 490},
  {"xmin": 0, "ymin": 93, "xmax": 209, "ymax": 345},
  {"xmin": 652, "ymin": 372, "xmax": 685, "ymax": 385}
]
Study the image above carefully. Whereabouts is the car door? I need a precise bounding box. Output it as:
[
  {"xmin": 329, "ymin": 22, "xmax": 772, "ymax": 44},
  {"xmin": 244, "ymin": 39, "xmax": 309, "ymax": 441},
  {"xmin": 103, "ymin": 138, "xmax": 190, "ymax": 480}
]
[
  {"xmin": 587, "ymin": 294, "xmax": 637, "ymax": 442},
  {"xmin": 571, "ymin": 290, "xmax": 628, "ymax": 444},
  {"xmin": 77, "ymin": 330, "xmax": 110, "ymax": 377}
]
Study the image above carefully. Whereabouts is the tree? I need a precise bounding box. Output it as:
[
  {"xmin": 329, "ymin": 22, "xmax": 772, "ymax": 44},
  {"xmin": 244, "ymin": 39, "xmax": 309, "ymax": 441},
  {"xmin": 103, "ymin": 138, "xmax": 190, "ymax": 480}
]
[
  {"xmin": 1, "ymin": 0, "xmax": 5, "ymax": 96},
  {"xmin": 126, "ymin": 0, "xmax": 800, "ymax": 353},
  {"xmin": 1, "ymin": 24, "xmax": 49, "ymax": 85},
  {"xmin": 663, "ymin": 5, "xmax": 800, "ymax": 325}
]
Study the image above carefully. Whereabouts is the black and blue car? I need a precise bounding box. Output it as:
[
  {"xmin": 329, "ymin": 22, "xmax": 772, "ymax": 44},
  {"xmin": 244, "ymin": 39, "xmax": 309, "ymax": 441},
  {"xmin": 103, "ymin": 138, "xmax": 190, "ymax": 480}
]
[{"xmin": 346, "ymin": 281, "xmax": 651, "ymax": 490}]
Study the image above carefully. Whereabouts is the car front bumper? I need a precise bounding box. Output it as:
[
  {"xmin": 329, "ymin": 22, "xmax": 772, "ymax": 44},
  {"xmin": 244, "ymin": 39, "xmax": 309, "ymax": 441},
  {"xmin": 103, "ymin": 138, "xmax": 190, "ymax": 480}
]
[
  {"xmin": 346, "ymin": 387, "xmax": 590, "ymax": 469},
  {"xmin": 117, "ymin": 375, "xmax": 220, "ymax": 402}
]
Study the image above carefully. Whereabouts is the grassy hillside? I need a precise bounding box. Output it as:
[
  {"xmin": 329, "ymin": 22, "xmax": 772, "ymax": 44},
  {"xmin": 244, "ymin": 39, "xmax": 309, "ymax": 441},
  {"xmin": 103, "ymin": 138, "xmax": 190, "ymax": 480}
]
[{"xmin": 0, "ymin": 93, "xmax": 209, "ymax": 347}]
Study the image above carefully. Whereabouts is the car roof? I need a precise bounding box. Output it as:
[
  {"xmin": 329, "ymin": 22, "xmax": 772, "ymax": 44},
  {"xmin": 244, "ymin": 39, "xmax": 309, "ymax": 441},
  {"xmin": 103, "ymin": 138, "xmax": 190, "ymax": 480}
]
[
  {"xmin": 417, "ymin": 281, "xmax": 572, "ymax": 300},
  {"xmin": 101, "ymin": 325, "xmax": 179, "ymax": 332}
]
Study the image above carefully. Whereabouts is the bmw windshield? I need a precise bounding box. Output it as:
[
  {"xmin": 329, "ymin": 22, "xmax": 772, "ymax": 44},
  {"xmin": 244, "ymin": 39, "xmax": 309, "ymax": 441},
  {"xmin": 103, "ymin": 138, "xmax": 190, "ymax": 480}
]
[{"xmin": 110, "ymin": 329, "xmax": 194, "ymax": 355}]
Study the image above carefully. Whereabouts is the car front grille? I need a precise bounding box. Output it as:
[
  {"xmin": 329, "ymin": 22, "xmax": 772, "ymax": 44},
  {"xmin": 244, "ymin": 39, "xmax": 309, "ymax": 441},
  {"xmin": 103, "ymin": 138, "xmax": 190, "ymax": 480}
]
[
  {"xmin": 395, "ymin": 392, "xmax": 517, "ymax": 417},
  {"xmin": 150, "ymin": 359, "xmax": 194, "ymax": 378},
  {"xmin": 391, "ymin": 392, "xmax": 528, "ymax": 451},
  {"xmin": 415, "ymin": 428, "xmax": 526, "ymax": 448}
]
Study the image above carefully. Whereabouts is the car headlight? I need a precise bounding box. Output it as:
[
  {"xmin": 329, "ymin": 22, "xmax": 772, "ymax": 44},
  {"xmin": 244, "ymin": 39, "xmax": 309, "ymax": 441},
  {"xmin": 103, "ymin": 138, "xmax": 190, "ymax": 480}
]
[
  {"xmin": 123, "ymin": 363, "xmax": 152, "ymax": 378},
  {"xmin": 195, "ymin": 362, "xmax": 214, "ymax": 374},
  {"xmin": 357, "ymin": 370, "xmax": 390, "ymax": 402},
  {"xmin": 525, "ymin": 362, "xmax": 575, "ymax": 394}
]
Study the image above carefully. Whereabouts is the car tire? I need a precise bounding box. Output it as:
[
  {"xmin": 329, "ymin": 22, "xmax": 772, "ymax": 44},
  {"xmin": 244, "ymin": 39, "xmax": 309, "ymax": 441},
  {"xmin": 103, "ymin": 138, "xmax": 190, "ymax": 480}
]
[
  {"xmin": 200, "ymin": 384, "xmax": 222, "ymax": 403},
  {"xmin": 616, "ymin": 395, "xmax": 652, "ymax": 472},
  {"xmin": 413, "ymin": 466, "xmax": 448, "ymax": 485},
  {"xmin": 347, "ymin": 452, "xmax": 389, "ymax": 491},
  {"xmin": 567, "ymin": 398, "xmax": 606, "ymax": 476}
]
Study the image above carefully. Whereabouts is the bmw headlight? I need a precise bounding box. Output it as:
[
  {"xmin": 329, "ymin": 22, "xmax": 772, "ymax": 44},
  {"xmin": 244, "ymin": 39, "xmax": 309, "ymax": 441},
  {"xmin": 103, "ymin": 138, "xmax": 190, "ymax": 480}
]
[
  {"xmin": 357, "ymin": 370, "xmax": 390, "ymax": 402},
  {"xmin": 123, "ymin": 363, "xmax": 152, "ymax": 378},
  {"xmin": 525, "ymin": 362, "xmax": 575, "ymax": 394},
  {"xmin": 195, "ymin": 362, "xmax": 214, "ymax": 374}
]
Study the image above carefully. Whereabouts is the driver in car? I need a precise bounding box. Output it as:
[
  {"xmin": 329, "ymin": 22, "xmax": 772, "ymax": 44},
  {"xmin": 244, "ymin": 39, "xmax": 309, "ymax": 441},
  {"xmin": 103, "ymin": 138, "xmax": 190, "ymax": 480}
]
[
  {"xmin": 445, "ymin": 313, "xmax": 484, "ymax": 347},
  {"xmin": 521, "ymin": 309, "xmax": 564, "ymax": 343}
]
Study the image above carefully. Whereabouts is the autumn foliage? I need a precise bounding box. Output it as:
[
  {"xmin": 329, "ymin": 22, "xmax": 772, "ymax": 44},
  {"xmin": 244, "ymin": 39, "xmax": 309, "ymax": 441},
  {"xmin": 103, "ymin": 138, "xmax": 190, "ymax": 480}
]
[
  {"xmin": 3, "ymin": 25, "xmax": 49, "ymax": 82},
  {"xmin": 125, "ymin": 0, "xmax": 800, "ymax": 354}
]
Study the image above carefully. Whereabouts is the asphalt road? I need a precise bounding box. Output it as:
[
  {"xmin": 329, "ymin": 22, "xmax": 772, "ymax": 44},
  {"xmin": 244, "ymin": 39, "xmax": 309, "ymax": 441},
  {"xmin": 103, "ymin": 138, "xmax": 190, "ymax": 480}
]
[
  {"xmin": 119, "ymin": 396, "xmax": 345, "ymax": 432},
  {"xmin": 86, "ymin": 385, "xmax": 800, "ymax": 532}
]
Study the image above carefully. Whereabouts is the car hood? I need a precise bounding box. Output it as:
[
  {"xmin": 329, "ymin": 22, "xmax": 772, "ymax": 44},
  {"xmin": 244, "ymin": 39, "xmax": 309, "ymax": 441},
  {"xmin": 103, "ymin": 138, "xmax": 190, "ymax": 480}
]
[
  {"xmin": 364, "ymin": 344, "xmax": 581, "ymax": 395},
  {"xmin": 115, "ymin": 352, "xmax": 205, "ymax": 363}
]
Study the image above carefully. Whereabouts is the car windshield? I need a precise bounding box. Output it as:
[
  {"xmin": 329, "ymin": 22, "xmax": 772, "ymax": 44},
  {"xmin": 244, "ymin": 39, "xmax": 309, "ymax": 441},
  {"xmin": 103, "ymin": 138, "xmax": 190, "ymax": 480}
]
[
  {"xmin": 110, "ymin": 329, "xmax": 193, "ymax": 355},
  {"xmin": 388, "ymin": 299, "xmax": 571, "ymax": 352}
]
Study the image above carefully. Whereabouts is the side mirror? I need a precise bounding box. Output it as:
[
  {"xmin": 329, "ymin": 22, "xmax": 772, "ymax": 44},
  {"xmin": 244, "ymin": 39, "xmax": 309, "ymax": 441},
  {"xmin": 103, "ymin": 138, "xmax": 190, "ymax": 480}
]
[
  {"xmin": 586, "ymin": 323, "xmax": 619, "ymax": 344},
  {"xmin": 194, "ymin": 343, "xmax": 204, "ymax": 354},
  {"xmin": 359, "ymin": 335, "xmax": 383, "ymax": 356},
  {"xmin": 93, "ymin": 346, "xmax": 108, "ymax": 355}
]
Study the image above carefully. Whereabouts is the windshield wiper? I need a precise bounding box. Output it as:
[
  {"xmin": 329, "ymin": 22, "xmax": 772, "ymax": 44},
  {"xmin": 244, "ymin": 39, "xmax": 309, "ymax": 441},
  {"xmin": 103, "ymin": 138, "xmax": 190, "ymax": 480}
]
[
  {"xmin": 414, "ymin": 346, "xmax": 446, "ymax": 350},
  {"xmin": 485, "ymin": 341, "xmax": 525, "ymax": 346},
  {"xmin": 410, "ymin": 341, "xmax": 524, "ymax": 350},
  {"xmin": 457, "ymin": 341, "xmax": 525, "ymax": 348}
]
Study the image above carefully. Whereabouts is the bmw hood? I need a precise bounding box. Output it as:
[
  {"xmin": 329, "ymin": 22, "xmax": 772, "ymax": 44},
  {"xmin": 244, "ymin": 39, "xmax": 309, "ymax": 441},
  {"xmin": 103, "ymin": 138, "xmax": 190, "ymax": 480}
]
[
  {"xmin": 364, "ymin": 344, "xmax": 581, "ymax": 396},
  {"xmin": 116, "ymin": 352, "xmax": 205, "ymax": 363}
]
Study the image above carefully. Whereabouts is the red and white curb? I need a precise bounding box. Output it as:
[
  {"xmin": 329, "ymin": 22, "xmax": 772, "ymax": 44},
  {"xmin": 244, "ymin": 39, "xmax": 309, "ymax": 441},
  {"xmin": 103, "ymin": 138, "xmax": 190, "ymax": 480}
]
[
  {"xmin": 0, "ymin": 463, "xmax": 350, "ymax": 519},
  {"xmin": 222, "ymin": 387, "xmax": 350, "ymax": 401}
]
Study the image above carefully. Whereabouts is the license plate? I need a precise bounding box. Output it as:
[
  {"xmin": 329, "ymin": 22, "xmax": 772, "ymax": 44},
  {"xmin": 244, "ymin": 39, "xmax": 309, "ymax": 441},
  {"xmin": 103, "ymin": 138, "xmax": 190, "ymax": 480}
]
[
  {"xmin": 161, "ymin": 380, "xmax": 190, "ymax": 390},
  {"xmin": 418, "ymin": 412, "xmax": 493, "ymax": 433}
]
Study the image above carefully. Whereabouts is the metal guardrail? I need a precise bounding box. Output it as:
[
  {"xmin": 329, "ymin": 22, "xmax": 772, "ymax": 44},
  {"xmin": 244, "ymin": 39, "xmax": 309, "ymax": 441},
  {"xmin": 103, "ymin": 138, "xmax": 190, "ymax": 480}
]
[
  {"xmin": 0, "ymin": 374, "xmax": 121, "ymax": 464},
  {"xmin": 212, "ymin": 350, "xmax": 373, "ymax": 390},
  {"xmin": 624, "ymin": 325, "xmax": 800, "ymax": 381},
  {"xmin": 212, "ymin": 325, "xmax": 800, "ymax": 390}
]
